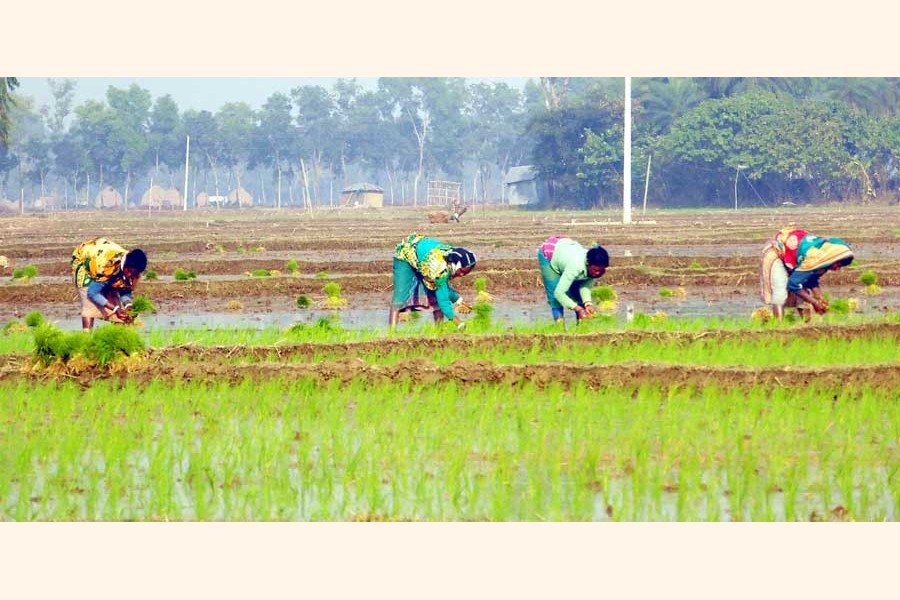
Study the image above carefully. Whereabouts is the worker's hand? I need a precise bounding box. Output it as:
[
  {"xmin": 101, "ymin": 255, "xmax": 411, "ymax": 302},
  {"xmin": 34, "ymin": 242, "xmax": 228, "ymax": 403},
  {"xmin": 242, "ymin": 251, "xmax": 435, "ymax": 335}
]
[
  {"xmin": 454, "ymin": 318, "xmax": 466, "ymax": 331},
  {"xmin": 583, "ymin": 302, "xmax": 597, "ymax": 317},
  {"xmin": 454, "ymin": 298, "xmax": 472, "ymax": 314},
  {"xmin": 574, "ymin": 306, "xmax": 588, "ymax": 320},
  {"xmin": 812, "ymin": 300, "xmax": 828, "ymax": 315}
]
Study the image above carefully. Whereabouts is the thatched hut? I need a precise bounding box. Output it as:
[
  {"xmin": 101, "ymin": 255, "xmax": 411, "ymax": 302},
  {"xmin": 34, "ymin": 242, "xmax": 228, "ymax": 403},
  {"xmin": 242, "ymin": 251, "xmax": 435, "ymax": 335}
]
[
  {"xmin": 341, "ymin": 183, "xmax": 384, "ymax": 208},
  {"xmin": 95, "ymin": 186, "xmax": 122, "ymax": 209},
  {"xmin": 228, "ymin": 186, "xmax": 254, "ymax": 207},
  {"xmin": 141, "ymin": 184, "xmax": 182, "ymax": 209}
]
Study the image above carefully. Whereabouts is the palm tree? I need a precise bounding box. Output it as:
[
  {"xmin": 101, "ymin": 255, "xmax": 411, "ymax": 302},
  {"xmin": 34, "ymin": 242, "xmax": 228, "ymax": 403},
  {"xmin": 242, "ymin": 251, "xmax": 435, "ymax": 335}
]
[
  {"xmin": 1, "ymin": 77, "xmax": 20, "ymax": 147},
  {"xmin": 816, "ymin": 78, "xmax": 892, "ymax": 115},
  {"xmin": 636, "ymin": 78, "xmax": 707, "ymax": 134}
]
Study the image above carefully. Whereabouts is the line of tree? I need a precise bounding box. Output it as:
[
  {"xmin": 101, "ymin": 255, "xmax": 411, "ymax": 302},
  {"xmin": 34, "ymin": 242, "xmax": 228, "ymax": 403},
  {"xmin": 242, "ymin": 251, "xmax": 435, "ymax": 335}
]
[{"xmin": 2, "ymin": 77, "xmax": 899, "ymax": 210}]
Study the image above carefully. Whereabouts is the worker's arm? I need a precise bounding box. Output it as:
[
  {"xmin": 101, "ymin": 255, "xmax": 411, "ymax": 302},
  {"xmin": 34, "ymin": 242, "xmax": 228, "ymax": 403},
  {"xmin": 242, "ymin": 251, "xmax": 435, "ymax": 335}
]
[
  {"xmin": 86, "ymin": 280, "xmax": 122, "ymax": 314},
  {"xmin": 578, "ymin": 278, "xmax": 598, "ymax": 306},
  {"xmin": 553, "ymin": 265, "xmax": 581, "ymax": 311},
  {"xmin": 433, "ymin": 279, "xmax": 457, "ymax": 320}
]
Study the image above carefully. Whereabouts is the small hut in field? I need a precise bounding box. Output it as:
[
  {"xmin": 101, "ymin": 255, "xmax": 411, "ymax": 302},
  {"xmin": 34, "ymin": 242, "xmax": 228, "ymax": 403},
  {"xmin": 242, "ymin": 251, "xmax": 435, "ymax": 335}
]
[
  {"xmin": 504, "ymin": 166, "xmax": 545, "ymax": 206},
  {"xmin": 228, "ymin": 186, "xmax": 254, "ymax": 207},
  {"xmin": 341, "ymin": 183, "xmax": 384, "ymax": 208},
  {"xmin": 94, "ymin": 186, "xmax": 123, "ymax": 209},
  {"xmin": 141, "ymin": 184, "xmax": 183, "ymax": 209},
  {"xmin": 196, "ymin": 192, "xmax": 228, "ymax": 208}
]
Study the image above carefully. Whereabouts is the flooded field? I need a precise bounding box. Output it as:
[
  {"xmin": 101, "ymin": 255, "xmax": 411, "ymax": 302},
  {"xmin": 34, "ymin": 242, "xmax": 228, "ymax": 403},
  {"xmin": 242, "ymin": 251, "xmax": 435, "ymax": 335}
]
[{"xmin": 2, "ymin": 205, "xmax": 899, "ymax": 521}]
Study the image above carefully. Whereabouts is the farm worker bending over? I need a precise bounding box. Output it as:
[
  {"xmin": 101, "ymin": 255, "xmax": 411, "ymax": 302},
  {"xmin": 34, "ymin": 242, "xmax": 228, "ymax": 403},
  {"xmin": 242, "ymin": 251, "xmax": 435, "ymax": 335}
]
[
  {"xmin": 537, "ymin": 235, "xmax": 609, "ymax": 323},
  {"xmin": 759, "ymin": 227, "xmax": 807, "ymax": 321},
  {"xmin": 71, "ymin": 238, "xmax": 148, "ymax": 331},
  {"xmin": 786, "ymin": 234, "xmax": 853, "ymax": 320},
  {"xmin": 759, "ymin": 228, "xmax": 853, "ymax": 321},
  {"xmin": 389, "ymin": 233, "xmax": 476, "ymax": 330}
]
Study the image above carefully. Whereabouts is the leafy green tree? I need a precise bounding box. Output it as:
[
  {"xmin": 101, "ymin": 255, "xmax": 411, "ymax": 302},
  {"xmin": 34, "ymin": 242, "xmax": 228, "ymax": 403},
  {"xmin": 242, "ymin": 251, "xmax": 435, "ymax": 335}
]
[
  {"xmin": 378, "ymin": 77, "xmax": 467, "ymax": 205},
  {"xmin": 106, "ymin": 84, "xmax": 153, "ymax": 207},
  {"xmin": 525, "ymin": 84, "xmax": 624, "ymax": 207},
  {"xmin": 634, "ymin": 78, "xmax": 706, "ymax": 135},
  {"xmin": 465, "ymin": 82, "xmax": 527, "ymax": 202},
  {"xmin": 148, "ymin": 94, "xmax": 183, "ymax": 179},
  {"xmin": 215, "ymin": 102, "xmax": 256, "ymax": 202},
  {"xmin": 0, "ymin": 77, "xmax": 19, "ymax": 147},
  {"xmin": 253, "ymin": 92, "xmax": 296, "ymax": 208},
  {"xmin": 292, "ymin": 85, "xmax": 336, "ymax": 206},
  {"xmin": 44, "ymin": 78, "xmax": 77, "ymax": 136}
]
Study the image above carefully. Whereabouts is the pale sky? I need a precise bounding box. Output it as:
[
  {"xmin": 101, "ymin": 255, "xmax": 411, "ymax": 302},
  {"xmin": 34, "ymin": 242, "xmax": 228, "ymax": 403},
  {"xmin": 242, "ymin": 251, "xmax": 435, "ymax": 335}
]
[{"xmin": 17, "ymin": 77, "xmax": 532, "ymax": 115}]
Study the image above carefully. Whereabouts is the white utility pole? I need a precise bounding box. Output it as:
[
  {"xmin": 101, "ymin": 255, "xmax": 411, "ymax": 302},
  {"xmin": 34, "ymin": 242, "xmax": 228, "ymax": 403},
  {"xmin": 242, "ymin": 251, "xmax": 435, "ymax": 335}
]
[
  {"xmin": 623, "ymin": 76, "xmax": 632, "ymax": 224},
  {"xmin": 642, "ymin": 154, "xmax": 652, "ymax": 215},
  {"xmin": 182, "ymin": 135, "xmax": 190, "ymax": 211}
]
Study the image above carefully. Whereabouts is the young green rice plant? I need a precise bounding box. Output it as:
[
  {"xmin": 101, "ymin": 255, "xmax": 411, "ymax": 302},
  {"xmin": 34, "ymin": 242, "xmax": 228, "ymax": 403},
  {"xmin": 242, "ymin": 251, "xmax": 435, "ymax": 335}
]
[
  {"xmin": 689, "ymin": 261, "xmax": 703, "ymax": 270},
  {"xmin": 82, "ymin": 325, "xmax": 145, "ymax": 366},
  {"xmin": 859, "ymin": 271, "xmax": 878, "ymax": 286},
  {"xmin": 215, "ymin": 244, "xmax": 226, "ymax": 254},
  {"xmin": 144, "ymin": 269, "xmax": 159, "ymax": 281},
  {"xmin": 591, "ymin": 286, "xmax": 618, "ymax": 303},
  {"xmin": 250, "ymin": 269, "xmax": 272, "ymax": 277},
  {"xmin": 473, "ymin": 277, "xmax": 494, "ymax": 303},
  {"xmin": 12, "ymin": 264, "xmax": 39, "ymax": 280},
  {"xmin": 864, "ymin": 283, "xmax": 882, "ymax": 296},
  {"xmin": 658, "ymin": 287, "xmax": 674, "ymax": 298},
  {"xmin": 829, "ymin": 298, "xmax": 851, "ymax": 314},
  {"xmin": 129, "ymin": 295, "xmax": 156, "ymax": 315},
  {"xmin": 32, "ymin": 324, "xmax": 87, "ymax": 365},
  {"xmin": 173, "ymin": 268, "xmax": 197, "ymax": 281},
  {"xmin": 251, "ymin": 245, "xmax": 266, "ymax": 253},
  {"xmin": 751, "ymin": 307, "xmax": 773, "ymax": 323},
  {"xmin": 321, "ymin": 281, "xmax": 348, "ymax": 309},
  {"xmin": 591, "ymin": 285, "xmax": 618, "ymax": 312},
  {"xmin": 2, "ymin": 319, "xmax": 28, "ymax": 335},
  {"xmin": 315, "ymin": 271, "xmax": 330, "ymax": 279},
  {"xmin": 296, "ymin": 295, "xmax": 312, "ymax": 309},
  {"xmin": 235, "ymin": 246, "xmax": 247, "ymax": 255},
  {"xmin": 286, "ymin": 259, "xmax": 299, "ymax": 275},
  {"xmin": 470, "ymin": 302, "xmax": 494, "ymax": 331},
  {"xmin": 287, "ymin": 315, "xmax": 342, "ymax": 337},
  {"xmin": 24, "ymin": 310, "xmax": 45, "ymax": 328},
  {"xmin": 225, "ymin": 300, "xmax": 244, "ymax": 311}
]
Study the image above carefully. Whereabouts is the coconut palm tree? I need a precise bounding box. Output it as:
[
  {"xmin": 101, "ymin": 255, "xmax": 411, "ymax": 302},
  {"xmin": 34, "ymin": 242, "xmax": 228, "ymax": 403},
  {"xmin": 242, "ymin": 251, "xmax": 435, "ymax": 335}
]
[{"xmin": 1, "ymin": 77, "xmax": 20, "ymax": 147}]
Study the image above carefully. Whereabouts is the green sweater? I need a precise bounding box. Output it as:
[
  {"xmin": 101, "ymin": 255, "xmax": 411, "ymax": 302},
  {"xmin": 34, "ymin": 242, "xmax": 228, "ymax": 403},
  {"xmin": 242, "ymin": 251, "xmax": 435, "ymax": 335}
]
[{"xmin": 548, "ymin": 238, "xmax": 597, "ymax": 310}]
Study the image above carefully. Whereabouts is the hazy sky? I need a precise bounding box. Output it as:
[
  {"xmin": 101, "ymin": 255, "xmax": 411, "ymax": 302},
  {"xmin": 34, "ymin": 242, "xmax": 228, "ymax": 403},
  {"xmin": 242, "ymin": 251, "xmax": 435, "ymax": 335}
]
[{"xmin": 17, "ymin": 77, "xmax": 532, "ymax": 114}]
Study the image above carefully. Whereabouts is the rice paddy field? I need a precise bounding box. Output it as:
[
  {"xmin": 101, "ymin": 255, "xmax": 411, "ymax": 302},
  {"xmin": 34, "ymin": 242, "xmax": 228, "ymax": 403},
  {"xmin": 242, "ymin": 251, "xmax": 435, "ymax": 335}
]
[{"xmin": 1, "ymin": 204, "xmax": 899, "ymax": 521}]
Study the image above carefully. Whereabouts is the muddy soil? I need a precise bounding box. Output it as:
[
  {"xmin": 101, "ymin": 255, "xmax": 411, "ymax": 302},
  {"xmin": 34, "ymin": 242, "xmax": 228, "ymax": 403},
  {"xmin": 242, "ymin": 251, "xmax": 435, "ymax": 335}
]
[
  {"xmin": 4, "ymin": 353, "xmax": 899, "ymax": 392},
  {"xmin": 3, "ymin": 206, "xmax": 899, "ymax": 325}
]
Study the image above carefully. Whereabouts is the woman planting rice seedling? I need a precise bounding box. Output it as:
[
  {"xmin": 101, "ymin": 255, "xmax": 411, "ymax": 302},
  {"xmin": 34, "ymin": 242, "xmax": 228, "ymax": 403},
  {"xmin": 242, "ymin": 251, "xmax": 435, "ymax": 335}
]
[
  {"xmin": 71, "ymin": 238, "xmax": 148, "ymax": 331},
  {"xmin": 537, "ymin": 235, "xmax": 609, "ymax": 324},
  {"xmin": 760, "ymin": 228, "xmax": 853, "ymax": 321},
  {"xmin": 389, "ymin": 233, "xmax": 476, "ymax": 330},
  {"xmin": 759, "ymin": 228, "xmax": 807, "ymax": 321},
  {"xmin": 787, "ymin": 234, "xmax": 854, "ymax": 320}
]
